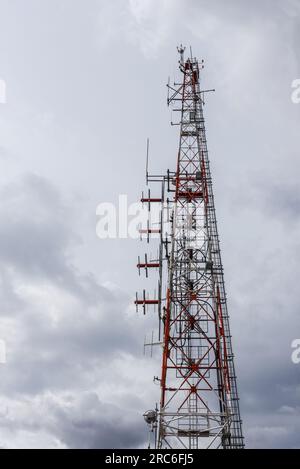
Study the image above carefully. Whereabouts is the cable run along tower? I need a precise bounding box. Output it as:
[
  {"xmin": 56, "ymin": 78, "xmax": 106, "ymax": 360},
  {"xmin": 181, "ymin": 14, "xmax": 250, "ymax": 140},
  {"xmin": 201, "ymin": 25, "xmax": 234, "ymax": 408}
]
[{"xmin": 135, "ymin": 47, "xmax": 244, "ymax": 449}]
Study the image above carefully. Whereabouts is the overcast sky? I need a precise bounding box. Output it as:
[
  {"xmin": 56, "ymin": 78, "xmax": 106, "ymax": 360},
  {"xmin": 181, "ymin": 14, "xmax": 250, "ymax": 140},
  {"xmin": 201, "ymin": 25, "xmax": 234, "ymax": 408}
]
[{"xmin": 0, "ymin": 0, "xmax": 300, "ymax": 449}]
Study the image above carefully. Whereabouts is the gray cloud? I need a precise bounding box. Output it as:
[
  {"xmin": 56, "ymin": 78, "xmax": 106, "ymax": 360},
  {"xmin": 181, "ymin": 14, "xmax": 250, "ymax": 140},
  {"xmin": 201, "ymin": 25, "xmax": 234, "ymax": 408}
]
[
  {"xmin": 0, "ymin": 392, "xmax": 146, "ymax": 449},
  {"xmin": 0, "ymin": 0, "xmax": 299, "ymax": 449},
  {"xmin": 0, "ymin": 174, "xmax": 151, "ymax": 447}
]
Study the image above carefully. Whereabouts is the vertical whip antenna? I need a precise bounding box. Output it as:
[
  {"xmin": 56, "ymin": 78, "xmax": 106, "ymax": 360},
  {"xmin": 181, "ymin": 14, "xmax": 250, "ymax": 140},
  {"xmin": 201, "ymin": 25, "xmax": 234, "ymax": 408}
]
[{"xmin": 146, "ymin": 138, "xmax": 150, "ymax": 186}]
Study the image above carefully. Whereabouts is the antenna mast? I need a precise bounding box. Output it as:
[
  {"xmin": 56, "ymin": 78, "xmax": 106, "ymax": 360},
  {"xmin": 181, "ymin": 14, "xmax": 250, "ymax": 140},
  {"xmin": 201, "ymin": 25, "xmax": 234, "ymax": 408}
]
[{"xmin": 135, "ymin": 47, "xmax": 244, "ymax": 449}]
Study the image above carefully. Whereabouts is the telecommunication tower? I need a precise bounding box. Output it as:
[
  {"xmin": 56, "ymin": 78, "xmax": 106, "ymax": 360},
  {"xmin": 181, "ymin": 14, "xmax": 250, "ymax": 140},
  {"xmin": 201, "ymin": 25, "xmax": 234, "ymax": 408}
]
[{"xmin": 135, "ymin": 46, "xmax": 244, "ymax": 449}]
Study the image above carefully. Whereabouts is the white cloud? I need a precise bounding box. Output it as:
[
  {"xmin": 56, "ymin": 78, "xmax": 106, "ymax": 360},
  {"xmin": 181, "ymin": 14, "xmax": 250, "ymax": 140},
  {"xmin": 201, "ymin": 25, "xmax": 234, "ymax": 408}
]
[{"xmin": 97, "ymin": 0, "xmax": 181, "ymax": 58}]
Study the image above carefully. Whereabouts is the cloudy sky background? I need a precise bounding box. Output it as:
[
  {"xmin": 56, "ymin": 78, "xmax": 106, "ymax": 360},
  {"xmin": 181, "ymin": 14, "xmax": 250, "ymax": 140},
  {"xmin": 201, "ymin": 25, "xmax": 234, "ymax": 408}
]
[{"xmin": 0, "ymin": 0, "xmax": 300, "ymax": 448}]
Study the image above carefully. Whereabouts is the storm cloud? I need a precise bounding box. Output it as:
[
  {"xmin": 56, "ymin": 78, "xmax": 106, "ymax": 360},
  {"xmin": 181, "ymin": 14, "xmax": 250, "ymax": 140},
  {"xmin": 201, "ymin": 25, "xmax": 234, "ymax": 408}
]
[{"xmin": 0, "ymin": 0, "xmax": 299, "ymax": 448}]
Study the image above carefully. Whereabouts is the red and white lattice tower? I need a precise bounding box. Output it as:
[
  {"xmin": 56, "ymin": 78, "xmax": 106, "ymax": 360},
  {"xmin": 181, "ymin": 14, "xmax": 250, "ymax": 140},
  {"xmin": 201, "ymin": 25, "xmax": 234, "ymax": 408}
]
[{"xmin": 135, "ymin": 47, "xmax": 244, "ymax": 449}]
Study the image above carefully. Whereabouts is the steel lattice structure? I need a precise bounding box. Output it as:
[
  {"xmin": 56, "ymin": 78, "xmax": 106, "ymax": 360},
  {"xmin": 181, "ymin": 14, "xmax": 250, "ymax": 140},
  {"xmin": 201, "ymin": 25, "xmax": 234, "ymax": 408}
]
[{"xmin": 135, "ymin": 47, "xmax": 244, "ymax": 449}]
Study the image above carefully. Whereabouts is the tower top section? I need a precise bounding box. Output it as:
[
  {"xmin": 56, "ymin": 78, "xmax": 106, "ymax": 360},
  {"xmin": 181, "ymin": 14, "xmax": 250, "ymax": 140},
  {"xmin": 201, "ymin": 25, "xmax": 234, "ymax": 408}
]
[{"xmin": 176, "ymin": 44, "xmax": 205, "ymax": 74}]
